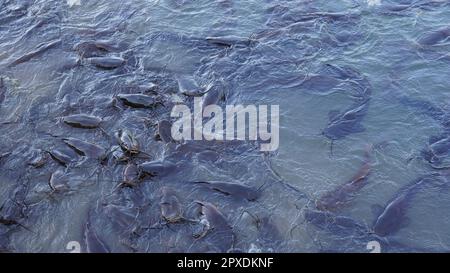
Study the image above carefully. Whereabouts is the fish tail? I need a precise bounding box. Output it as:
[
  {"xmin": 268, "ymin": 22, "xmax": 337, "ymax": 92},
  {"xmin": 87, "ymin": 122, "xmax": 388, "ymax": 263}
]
[{"xmin": 330, "ymin": 140, "xmax": 334, "ymax": 157}]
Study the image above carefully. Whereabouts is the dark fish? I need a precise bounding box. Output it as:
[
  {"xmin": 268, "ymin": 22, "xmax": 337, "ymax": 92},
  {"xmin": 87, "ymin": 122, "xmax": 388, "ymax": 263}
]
[
  {"xmin": 206, "ymin": 36, "xmax": 253, "ymax": 47},
  {"xmin": 321, "ymin": 66, "xmax": 371, "ymax": 145},
  {"xmin": 304, "ymin": 208, "xmax": 368, "ymax": 237},
  {"xmin": 320, "ymin": 64, "xmax": 365, "ymax": 82},
  {"xmin": 115, "ymin": 129, "xmax": 140, "ymax": 155},
  {"xmin": 194, "ymin": 201, "xmax": 234, "ymax": 252},
  {"xmin": 0, "ymin": 217, "xmax": 20, "ymax": 226},
  {"xmin": 74, "ymin": 40, "xmax": 124, "ymax": 58},
  {"xmin": 176, "ymin": 75, "xmax": 206, "ymax": 96},
  {"xmin": 87, "ymin": 56, "xmax": 125, "ymax": 69},
  {"xmin": 388, "ymin": 82, "xmax": 449, "ymax": 130},
  {"xmin": 74, "ymin": 41, "xmax": 108, "ymax": 58},
  {"xmin": 155, "ymin": 120, "xmax": 174, "ymax": 143},
  {"xmin": 62, "ymin": 114, "xmax": 102, "ymax": 129},
  {"xmin": 331, "ymin": 30, "xmax": 362, "ymax": 45},
  {"xmin": 372, "ymin": 174, "xmax": 441, "ymax": 237},
  {"xmin": 48, "ymin": 147, "xmax": 79, "ymax": 166},
  {"xmin": 84, "ymin": 212, "xmax": 110, "ymax": 253},
  {"xmin": 202, "ymin": 84, "xmax": 225, "ymax": 108},
  {"xmin": 197, "ymin": 150, "xmax": 220, "ymax": 162},
  {"xmin": 63, "ymin": 138, "xmax": 107, "ymax": 160},
  {"xmin": 422, "ymin": 136, "xmax": 450, "ymax": 168},
  {"xmin": 380, "ymin": 4, "xmax": 411, "ymax": 12},
  {"xmin": 193, "ymin": 181, "xmax": 260, "ymax": 201},
  {"xmin": 120, "ymin": 163, "xmax": 139, "ymax": 188},
  {"xmin": 299, "ymin": 64, "xmax": 366, "ymax": 95},
  {"xmin": 0, "ymin": 216, "xmax": 27, "ymax": 232},
  {"xmin": 322, "ymin": 101, "xmax": 370, "ymax": 141},
  {"xmin": 0, "ymin": 194, "xmax": 28, "ymax": 230},
  {"xmin": 138, "ymin": 160, "xmax": 176, "ymax": 177},
  {"xmin": 116, "ymin": 93, "xmax": 158, "ymax": 108},
  {"xmin": 110, "ymin": 145, "xmax": 129, "ymax": 163},
  {"xmin": 0, "ymin": 187, "xmax": 28, "ymax": 226},
  {"xmin": 9, "ymin": 39, "xmax": 61, "ymax": 67},
  {"xmin": 0, "ymin": 152, "xmax": 11, "ymax": 164},
  {"xmin": 395, "ymin": 94, "xmax": 446, "ymax": 120},
  {"xmin": 29, "ymin": 152, "xmax": 48, "ymax": 168},
  {"xmin": 49, "ymin": 170, "xmax": 69, "ymax": 192},
  {"xmin": 312, "ymin": 12, "xmax": 360, "ymax": 22},
  {"xmin": 159, "ymin": 187, "xmax": 183, "ymax": 223},
  {"xmin": 195, "ymin": 202, "xmax": 230, "ymax": 232},
  {"xmin": 57, "ymin": 56, "xmax": 80, "ymax": 71},
  {"xmin": 0, "ymin": 77, "xmax": 6, "ymax": 105},
  {"xmin": 315, "ymin": 145, "xmax": 372, "ymax": 212},
  {"xmin": 417, "ymin": 27, "xmax": 450, "ymax": 46}
]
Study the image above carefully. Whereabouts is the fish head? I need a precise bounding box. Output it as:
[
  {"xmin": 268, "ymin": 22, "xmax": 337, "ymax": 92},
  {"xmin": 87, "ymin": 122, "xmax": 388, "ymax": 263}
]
[
  {"xmin": 139, "ymin": 161, "xmax": 175, "ymax": 177},
  {"xmin": 118, "ymin": 130, "xmax": 140, "ymax": 154},
  {"xmin": 160, "ymin": 190, "xmax": 182, "ymax": 223}
]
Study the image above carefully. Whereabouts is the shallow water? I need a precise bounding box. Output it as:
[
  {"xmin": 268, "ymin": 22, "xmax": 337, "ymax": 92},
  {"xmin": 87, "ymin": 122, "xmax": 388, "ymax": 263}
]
[{"xmin": 1, "ymin": 0, "xmax": 450, "ymax": 252}]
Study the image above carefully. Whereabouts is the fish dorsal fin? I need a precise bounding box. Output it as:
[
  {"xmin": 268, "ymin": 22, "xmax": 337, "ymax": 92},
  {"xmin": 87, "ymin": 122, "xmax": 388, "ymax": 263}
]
[{"xmin": 322, "ymin": 63, "xmax": 362, "ymax": 80}]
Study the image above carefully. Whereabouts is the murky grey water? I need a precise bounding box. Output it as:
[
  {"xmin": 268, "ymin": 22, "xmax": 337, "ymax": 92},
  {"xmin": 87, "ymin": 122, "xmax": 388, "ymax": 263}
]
[{"xmin": 1, "ymin": 0, "xmax": 450, "ymax": 253}]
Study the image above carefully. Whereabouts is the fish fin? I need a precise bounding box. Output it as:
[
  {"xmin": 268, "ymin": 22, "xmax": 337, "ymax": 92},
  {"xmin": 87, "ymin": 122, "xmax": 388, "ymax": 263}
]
[
  {"xmin": 371, "ymin": 204, "xmax": 384, "ymax": 217},
  {"xmin": 328, "ymin": 110, "xmax": 341, "ymax": 121},
  {"xmin": 329, "ymin": 140, "xmax": 334, "ymax": 157},
  {"xmin": 192, "ymin": 181, "xmax": 209, "ymax": 186}
]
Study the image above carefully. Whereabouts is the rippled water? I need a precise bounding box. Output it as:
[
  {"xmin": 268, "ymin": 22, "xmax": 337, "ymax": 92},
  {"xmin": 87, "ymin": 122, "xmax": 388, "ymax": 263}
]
[{"xmin": 1, "ymin": 0, "xmax": 450, "ymax": 253}]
